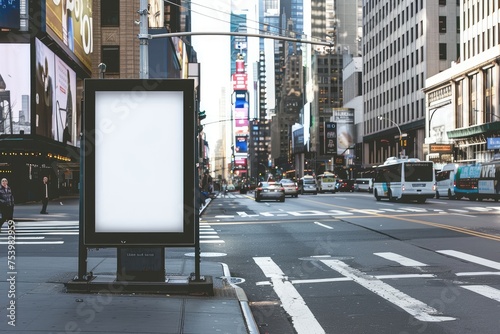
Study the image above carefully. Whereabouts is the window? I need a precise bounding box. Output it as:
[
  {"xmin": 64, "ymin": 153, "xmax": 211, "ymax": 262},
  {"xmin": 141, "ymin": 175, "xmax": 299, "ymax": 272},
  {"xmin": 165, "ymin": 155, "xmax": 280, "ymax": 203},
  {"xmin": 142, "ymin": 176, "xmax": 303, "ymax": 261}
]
[
  {"xmin": 439, "ymin": 16, "xmax": 447, "ymax": 33},
  {"xmin": 101, "ymin": 0, "xmax": 120, "ymax": 26},
  {"xmin": 439, "ymin": 43, "xmax": 447, "ymax": 59},
  {"xmin": 101, "ymin": 46, "xmax": 120, "ymax": 73}
]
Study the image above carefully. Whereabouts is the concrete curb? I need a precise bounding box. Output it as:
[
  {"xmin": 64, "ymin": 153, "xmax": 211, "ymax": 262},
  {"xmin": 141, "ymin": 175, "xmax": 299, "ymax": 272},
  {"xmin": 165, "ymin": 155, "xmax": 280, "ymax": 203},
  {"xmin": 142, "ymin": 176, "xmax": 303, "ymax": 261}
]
[{"xmin": 221, "ymin": 263, "xmax": 260, "ymax": 334}]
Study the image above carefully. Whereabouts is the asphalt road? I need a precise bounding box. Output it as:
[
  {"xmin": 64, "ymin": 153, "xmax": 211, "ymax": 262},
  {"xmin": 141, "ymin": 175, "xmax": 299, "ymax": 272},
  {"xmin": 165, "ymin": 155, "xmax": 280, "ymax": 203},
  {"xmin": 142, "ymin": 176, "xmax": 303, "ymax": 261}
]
[{"xmin": 201, "ymin": 191, "xmax": 500, "ymax": 334}]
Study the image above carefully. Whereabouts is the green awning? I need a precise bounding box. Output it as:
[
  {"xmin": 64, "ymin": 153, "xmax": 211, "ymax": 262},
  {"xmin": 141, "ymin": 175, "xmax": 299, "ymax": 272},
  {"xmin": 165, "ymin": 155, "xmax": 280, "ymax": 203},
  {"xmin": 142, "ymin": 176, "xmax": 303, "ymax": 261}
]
[{"xmin": 447, "ymin": 121, "xmax": 500, "ymax": 139}]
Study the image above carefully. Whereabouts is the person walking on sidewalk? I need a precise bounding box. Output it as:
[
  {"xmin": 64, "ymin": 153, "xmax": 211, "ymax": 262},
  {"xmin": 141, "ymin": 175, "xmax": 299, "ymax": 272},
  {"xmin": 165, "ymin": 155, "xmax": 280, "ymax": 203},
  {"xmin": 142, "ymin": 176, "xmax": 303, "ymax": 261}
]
[
  {"xmin": 0, "ymin": 178, "xmax": 14, "ymax": 226},
  {"xmin": 40, "ymin": 176, "xmax": 50, "ymax": 214}
]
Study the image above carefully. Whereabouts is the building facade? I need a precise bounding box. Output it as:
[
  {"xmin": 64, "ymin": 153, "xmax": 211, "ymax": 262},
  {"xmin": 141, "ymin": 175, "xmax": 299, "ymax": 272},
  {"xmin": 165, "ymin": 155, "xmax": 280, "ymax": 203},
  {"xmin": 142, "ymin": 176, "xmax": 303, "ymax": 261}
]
[{"xmin": 362, "ymin": 0, "xmax": 460, "ymax": 166}]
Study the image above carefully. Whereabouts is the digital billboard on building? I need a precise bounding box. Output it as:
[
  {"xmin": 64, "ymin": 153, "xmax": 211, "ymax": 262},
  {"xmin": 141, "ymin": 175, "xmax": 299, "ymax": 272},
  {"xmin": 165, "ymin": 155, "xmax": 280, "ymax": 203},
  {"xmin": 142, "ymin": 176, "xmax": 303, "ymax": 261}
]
[
  {"xmin": 35, "ymin": 38, "xmax": 78, "ymax": 145},
  {"xmin": 45, "ymin": 0, "xmax": 93, "ymax": 71},
  {"xmin": 0, "ymin": 0, "xmax": 20, "ymax": 29},
  {"xmin": 0, "ymin": 43, "xmax": 30, "ymax": 134}
]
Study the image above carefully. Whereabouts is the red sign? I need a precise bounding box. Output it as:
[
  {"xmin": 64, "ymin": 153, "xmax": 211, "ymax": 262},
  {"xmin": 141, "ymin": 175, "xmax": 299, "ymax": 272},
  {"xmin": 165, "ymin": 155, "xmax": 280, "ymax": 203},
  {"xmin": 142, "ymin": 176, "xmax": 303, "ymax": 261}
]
[{"xmin": 232, "ymin": 73, "xmax": 248, "ymax": 90}]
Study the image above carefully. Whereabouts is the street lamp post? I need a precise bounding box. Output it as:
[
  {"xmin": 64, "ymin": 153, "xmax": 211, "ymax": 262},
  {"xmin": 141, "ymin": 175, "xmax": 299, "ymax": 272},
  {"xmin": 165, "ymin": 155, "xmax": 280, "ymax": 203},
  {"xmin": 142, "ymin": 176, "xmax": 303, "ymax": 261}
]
[
  {"xmin": 378, "ymin": 116, "xmax": 405, "ymax": 158},
  {"xmin": 474, "ymin": 108, "xmax": 500, "ymax": 122}
]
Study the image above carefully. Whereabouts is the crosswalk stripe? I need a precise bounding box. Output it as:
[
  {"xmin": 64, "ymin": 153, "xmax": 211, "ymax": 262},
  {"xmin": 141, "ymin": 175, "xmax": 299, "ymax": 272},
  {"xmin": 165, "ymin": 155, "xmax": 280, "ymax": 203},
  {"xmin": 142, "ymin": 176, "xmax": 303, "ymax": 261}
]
[
  {"xmin": 461, "ymin": 285, "xmax": 500, "ymax": 302},
  {"xmin": 254, "ymin": 257, "xmax": 325, "ymax": 334},
  {"xmin": 437, "ymin": 250, "xmax": 500, "ymax": 270},
  {"xmin": 374, "ymin": 252, "xmax": 428, "ymax": 266},
  {"xmin": 320, "ymin": 258, "xmax": 456, "ymax": 322}
]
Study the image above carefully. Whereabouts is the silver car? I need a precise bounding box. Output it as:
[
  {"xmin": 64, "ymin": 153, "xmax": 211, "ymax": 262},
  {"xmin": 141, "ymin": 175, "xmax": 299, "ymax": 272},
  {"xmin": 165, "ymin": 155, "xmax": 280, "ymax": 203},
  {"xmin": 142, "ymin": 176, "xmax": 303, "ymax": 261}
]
[
  {"xmin": 299, "ymin": 176, "xmax": 318, "ymax": 195},
  {"xmin": 255, "ymin": 181, "xmax": 285, "ymax": 202},
  {"xmin": 280, "ymin": 178, "xmax": 299, "ymax": 197}
]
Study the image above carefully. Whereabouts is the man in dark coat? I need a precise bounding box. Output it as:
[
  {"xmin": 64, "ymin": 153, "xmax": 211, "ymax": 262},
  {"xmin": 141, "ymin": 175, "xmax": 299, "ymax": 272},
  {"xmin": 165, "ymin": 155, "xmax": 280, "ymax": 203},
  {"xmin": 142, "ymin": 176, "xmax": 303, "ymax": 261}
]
[
  {"xmin": 0, "ymin": 178, "xmax": 14, "ymax": 225},
  {"xmin": 40, "ymin": 176, "xmax": 49, "ymax": 214}
]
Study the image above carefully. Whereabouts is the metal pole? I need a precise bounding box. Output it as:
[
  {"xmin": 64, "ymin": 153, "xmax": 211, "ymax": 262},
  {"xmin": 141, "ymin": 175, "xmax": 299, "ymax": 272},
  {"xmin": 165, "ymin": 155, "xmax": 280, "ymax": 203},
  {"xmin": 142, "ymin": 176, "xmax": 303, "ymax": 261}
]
[{"xmin": 138, "ymin": 0, "xmax": 149, "ymax": 79}]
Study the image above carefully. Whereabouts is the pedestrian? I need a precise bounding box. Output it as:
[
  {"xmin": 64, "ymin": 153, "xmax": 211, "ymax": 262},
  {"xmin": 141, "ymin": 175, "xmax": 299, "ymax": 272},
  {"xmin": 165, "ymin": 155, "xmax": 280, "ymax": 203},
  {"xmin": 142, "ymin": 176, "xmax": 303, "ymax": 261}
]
[
  {"xmin": 0, "ymin": 178, "xmax": 14, "ymax": 226},
  {"xmin": 40, "ymin": 176, "xmax": 49, "ymax": 214}
]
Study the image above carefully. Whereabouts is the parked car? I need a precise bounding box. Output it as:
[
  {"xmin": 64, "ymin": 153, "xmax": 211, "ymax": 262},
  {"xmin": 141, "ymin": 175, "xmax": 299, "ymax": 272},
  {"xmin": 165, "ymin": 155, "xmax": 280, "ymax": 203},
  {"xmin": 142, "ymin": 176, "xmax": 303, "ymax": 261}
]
[
  {"xmin": 299, "ymin": 176, "xmax": 318, "ymax": 195},
  {"xmin": 334, "ymin": 179, "xmax": 355, "ymax": 192},
  {"xmin": 254, "ymin": 181, "xmax": 285, "ymax": 202},
  {"xmin": 280, "ymin": 178, "xmax": 299, "ymax": 197},
  {"xmin": 354, "ymin": 178, "xmax": 373, "ymax": 192}
]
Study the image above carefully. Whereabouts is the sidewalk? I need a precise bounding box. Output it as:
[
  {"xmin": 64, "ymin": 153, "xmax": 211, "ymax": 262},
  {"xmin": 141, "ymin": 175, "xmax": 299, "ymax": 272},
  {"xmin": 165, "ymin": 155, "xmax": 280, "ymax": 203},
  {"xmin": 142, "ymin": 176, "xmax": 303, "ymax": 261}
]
[{"xmin": 0, "ymin": 197, "xmax": 259, "ymax": 333}]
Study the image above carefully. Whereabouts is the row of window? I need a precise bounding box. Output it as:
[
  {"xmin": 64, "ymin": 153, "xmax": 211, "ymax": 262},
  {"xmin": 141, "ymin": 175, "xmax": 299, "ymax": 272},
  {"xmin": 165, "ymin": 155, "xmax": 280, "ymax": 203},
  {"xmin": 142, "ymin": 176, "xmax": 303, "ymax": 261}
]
[
  {"xmin": 364, "ymin": 98, "xmax": 425, "ymax": 135},
  {"xmin": 364, "ymin": 21, "xmax": 424, "ymax": 74},
  {"xmin": 463, "ymin": 24, "xmax": 500, "ymax": 59},
  {"xmin": 463, "ymin": 0, "xmax": 500, "ymax": 30},
  {"xmin": 364, "ymin": 47, "xmax": 424, "ymax": 94}
]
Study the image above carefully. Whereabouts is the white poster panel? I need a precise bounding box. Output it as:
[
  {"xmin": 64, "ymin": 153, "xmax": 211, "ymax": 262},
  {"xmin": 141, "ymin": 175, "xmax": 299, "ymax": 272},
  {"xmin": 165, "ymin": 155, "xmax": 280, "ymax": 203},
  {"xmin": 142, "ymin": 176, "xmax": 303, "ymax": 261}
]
[{"xmin": 94, "ymin": 91, "xmax": 184, "ymax": 233}]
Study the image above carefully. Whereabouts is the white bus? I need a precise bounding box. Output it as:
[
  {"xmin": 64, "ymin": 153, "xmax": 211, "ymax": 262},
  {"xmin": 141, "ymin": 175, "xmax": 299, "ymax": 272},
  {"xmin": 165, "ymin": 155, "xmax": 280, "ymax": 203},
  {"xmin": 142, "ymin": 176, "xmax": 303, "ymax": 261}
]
[
  {"xmin": 373, "ymin": 157, "xmax": 436, "ymax": 203},
  {"xmin": 317, "ymin": 173, "xmax": 337, "ymax": 193}
]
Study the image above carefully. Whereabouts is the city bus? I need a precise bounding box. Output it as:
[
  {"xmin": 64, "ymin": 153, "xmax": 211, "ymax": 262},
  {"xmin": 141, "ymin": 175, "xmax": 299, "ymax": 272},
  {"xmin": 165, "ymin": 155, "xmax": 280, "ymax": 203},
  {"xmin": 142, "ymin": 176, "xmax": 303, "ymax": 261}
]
[
  {"xmin": 317, "ymin": 172, "xmax": 337, "ymax": 193},
  {"xmin": 454, "ymin": 164, "xmax": 481, "ymax": 201},
  {"xmin": 478, "ymin": 158, "xmax": 500, "ymax": 201},
  {"xmin": 283, "ymin": 169, "xmax": 314, "ymax": 181},
  {"xmin": 373, "ymin": 157, "xmax": 436, "ymax": 203}
]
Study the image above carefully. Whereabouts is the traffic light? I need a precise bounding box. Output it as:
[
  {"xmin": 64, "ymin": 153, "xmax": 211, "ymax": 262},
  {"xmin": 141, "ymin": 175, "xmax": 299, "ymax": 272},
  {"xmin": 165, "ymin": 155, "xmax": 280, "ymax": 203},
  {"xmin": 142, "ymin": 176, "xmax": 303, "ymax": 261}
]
[
  {"xmin": 198, "ymin": 110, "xmax": 206, "ymax": 121},
  {"xmin": 400, "ymin": 138, "xmax": 407, "ymax": 147}
]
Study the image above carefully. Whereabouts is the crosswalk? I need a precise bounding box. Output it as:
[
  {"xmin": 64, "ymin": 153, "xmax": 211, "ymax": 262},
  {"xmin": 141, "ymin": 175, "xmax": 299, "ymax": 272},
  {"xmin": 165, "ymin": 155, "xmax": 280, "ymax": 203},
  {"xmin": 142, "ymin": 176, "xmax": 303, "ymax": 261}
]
[
  {"xmin": 253, "ymin": 249, "xmax": 500, "ymax": 332},
  {"xmin": 207, "ymin": 205, "xmax": 500, "ymax": 219},
  {"xmin": 0, "ymin": 221, "xmax": 224, "ymax": 246},
  {"xmin": 0, "ymin": 221, "xmax": 79, "ymax": 245}
]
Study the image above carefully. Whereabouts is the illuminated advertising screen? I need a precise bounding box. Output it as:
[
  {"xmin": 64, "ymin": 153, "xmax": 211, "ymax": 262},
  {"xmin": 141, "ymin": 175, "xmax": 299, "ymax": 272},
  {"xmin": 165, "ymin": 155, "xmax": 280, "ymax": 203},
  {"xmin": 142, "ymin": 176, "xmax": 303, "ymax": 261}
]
[
  {"xmin": 334, "ymin": 109, "xmax": 355, "ymax": 155},
  {"xmin": 234, "ymin": 94, "xmax": 248, "ymax": 135},
  {"xmin": 45, "ymin": 0, "xmax": 93, "ymax": 71},
  {"xmin": 0, "ymin": 0, "xmax": 20, "ymax": 29},
  {"xmin": 0, "ymin": 43, "xmax": 30, "ymax": 134},
  {"xmin": 234, "ymin": 156, "xmax": 247, "ymax": 169},
  {"xmin": 83, "ymin": 79, "xmax": 195, "ymax": 246},
  {"xmin": 324, "ymin": 122, "xmax": 337, "ymax": 155},
  {"xmin": 235, "ymin": 135, "xmax": 248, "ymax": 153},
  {"xmin": 35, "ymin": 38, "xmax": 77, "ymax": 145}
]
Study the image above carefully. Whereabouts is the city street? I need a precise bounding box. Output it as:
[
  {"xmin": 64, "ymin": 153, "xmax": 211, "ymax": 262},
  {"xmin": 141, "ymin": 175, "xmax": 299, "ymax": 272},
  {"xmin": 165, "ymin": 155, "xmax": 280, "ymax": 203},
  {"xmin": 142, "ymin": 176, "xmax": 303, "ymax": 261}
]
[{"xmin": 202, "ymin": 191, "xmax": 500, "ymax": 334}]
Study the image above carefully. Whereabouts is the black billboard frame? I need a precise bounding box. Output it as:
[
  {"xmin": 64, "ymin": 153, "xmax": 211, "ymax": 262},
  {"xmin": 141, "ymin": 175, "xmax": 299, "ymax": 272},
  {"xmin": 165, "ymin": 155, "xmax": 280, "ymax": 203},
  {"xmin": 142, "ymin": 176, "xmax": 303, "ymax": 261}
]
[{"xmin": 83, "ymin": 79, "xmax": 196, "ymax": 247}]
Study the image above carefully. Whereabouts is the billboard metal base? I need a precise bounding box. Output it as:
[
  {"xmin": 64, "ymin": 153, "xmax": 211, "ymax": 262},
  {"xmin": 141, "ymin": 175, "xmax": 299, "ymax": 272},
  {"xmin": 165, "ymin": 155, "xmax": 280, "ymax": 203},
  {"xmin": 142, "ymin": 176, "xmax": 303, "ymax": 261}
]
[{"xmin": 65, "ymin": 275, "xmax": 214, "ymax": 296}]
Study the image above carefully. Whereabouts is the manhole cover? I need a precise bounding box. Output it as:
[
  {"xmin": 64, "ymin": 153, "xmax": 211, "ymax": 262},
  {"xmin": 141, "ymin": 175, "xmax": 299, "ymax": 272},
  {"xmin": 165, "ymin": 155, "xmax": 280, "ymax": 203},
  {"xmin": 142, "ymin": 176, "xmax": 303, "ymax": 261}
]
[{"xmin": 228, "ymin": 277, "xmax": 245, "ymax": 284}]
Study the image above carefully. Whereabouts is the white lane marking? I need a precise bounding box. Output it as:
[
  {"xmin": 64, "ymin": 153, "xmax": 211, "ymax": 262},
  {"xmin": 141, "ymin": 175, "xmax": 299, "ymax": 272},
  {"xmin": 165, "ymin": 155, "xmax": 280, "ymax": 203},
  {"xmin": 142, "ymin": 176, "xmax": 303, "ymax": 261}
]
[
  {"xmin": 327, "ymin": 210, "xmax": 353, "ymax": 215},
  {"xmin": 0, "ymin": 236, "xmax": 45, "ymax": 240},
  {"xmin": 254, "ymin": 257, "xmax": 325, "ymax": 334},
  {"xmin": 214, "ymin": 215, "xmax": 234, "ymax": 218},
  {"xmin": 314, "ymin": 222, "xmax": 333, "ymax": 229},
  {"xmin": 448, "ymin": 209, "xmax": 468, "ymax": 213},
  {"xmin": 290, "ymin": 274, "xmax": 435, "ymax": 285},
  {"xmin": 320, "ymin": 258, "xmax": 455, "ymax": 322},
  {"xmin": 200, "ymin": 240, "xmax": 225, "ymax": 244},
  {"xmin": 374, "ymin": 252, "xmax": 428, "ymax": 267},
  {"xmin": 399, "ymin": 207, "xmax": 428, "ymax": 212},
  {"xmin": 261, "ymin": 212, "xmax": 275, "ymax": 217},
  {"xmin": 0, "ymin": 241, "xmax": 64, "ymax": 245},
  {"xmin": 456, "ymin": 271, "xmax": 500, "ymax": 276},
  {"xmin": 199, "ymin": 235, "xmax": 220, "ymax": 239},
  {"xmin": 289, "ymin": 210, "xmax": 326, "ymax": 216},
  {"xmin": 375, "ymin": 274, "xmax": 435, "ymax": 279},
  {"xmin": 461, "ymin": 285, "xmax": 500, "ymax": 302},
  {"xmin": 437, "ymin": 250, "xmax": 500, "ymax": 270}
]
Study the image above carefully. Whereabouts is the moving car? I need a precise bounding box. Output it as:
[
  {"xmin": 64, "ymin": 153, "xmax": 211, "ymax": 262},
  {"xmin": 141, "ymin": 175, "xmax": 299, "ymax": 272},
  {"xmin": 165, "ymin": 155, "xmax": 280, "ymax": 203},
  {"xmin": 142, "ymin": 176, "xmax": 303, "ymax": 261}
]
[
  {"xmin": 299, "ymin": 176, "xmax": 318, "ymax": 195},
  {"xmin": 254, "ymin": 181, "xmax": 285, "ymax": 202},
  {"xmin": 334, "ymin": 179, "xmax": 355, "ymax": 192},
  {"xmin": 280, "ymin": 178, "xmax": 299, "ymax": 197},
  {"xmin": 354, "ymin": 178, "xmax": 373, "ymax": 192}
]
